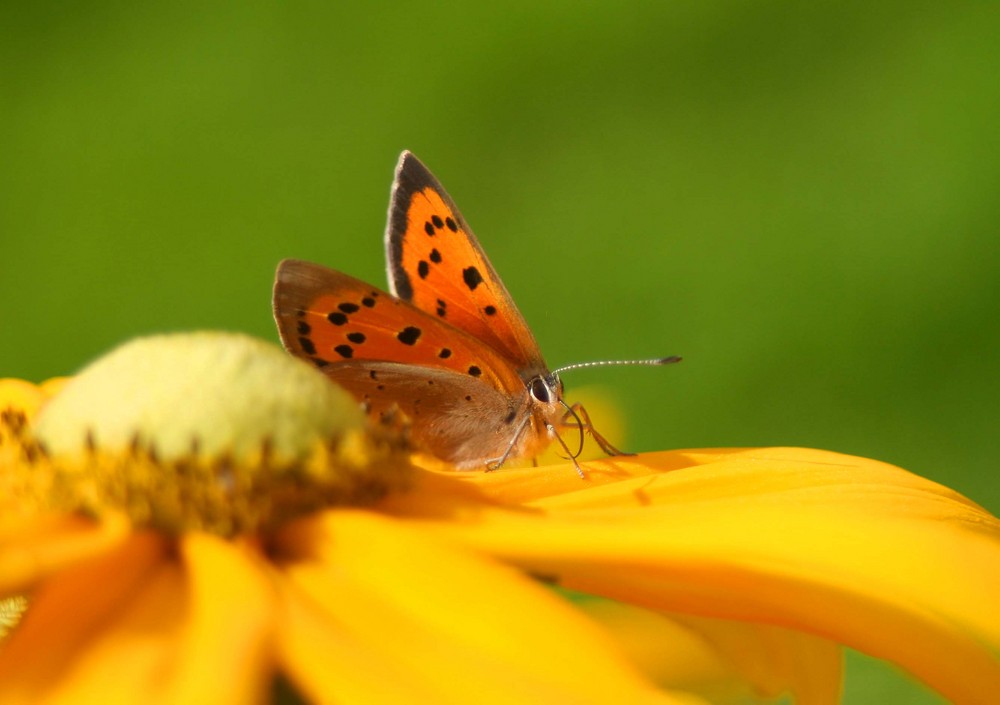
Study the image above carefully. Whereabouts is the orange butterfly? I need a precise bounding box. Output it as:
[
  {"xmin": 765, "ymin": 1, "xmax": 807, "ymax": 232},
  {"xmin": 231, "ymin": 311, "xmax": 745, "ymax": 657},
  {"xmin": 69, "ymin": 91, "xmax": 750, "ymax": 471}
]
[{"xmin": 273, "ymin": 151, "xmax": 679, "ymax": 475}]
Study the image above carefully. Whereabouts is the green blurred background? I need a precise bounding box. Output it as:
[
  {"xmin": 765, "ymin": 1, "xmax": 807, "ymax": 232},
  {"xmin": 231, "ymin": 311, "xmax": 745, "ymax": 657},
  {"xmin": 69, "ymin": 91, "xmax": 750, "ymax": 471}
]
[{"xmin": 2, "ymin": 2, "xmax": 996, "ymax": 702}]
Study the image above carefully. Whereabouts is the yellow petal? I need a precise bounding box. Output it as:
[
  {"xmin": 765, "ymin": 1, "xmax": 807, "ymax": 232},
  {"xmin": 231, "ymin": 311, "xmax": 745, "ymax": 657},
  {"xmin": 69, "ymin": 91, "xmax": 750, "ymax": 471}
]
[
  {"xmin": 36, "ymin": 562, "xmax": 186, "ymax": 704},
  {"xmin": 391, "ymin": 471, "xmax": 843, "ymax": 704},
  {"xmin": 0, "ymin": 513, "xmax": 131, "ymax": 597},
  {"xmin": 0, "ymin": 379, "xmax": 48, "ymax": 418},
  {"xmin": 275, "ymin": 570, "xmax": 463, "ymax": 704},
  {"xmin": 0, "ymin": 532, "xmax": 168, "ymax": 703},
  {"xmin": 274, "ymin": 510, "xmax": 697, "ymax": 705},
  {"xmin": 443, "ymin": 448, "xmax": 743, "ymax": 505},
  {"xmin": 405, "ymin": 448, "xmax": 1000, "ymax": 704},
  {"xmin": 579, "ymin": 597, "xmax": 842, "ymax": 704},
  {"xmin": 0, "ymin": 532, "xmax": 273, "ymax": 705},
  {"xmin": 525, "ymin": 447, "xmax": 989, "ymax": 516},
  {"xmin": 39, "ymin": 377, "xmax": 71, "ymax": 399},
  {"xmin": 166, "ymin": 533, "xmax": 274, "ymax": 705}
]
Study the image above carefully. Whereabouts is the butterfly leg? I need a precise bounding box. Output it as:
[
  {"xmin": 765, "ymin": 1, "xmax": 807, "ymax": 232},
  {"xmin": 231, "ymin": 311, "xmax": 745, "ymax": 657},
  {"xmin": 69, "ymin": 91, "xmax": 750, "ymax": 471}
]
[
  {"xmin": 545, "ymin": 422, "xmax": 587, "ymax": 479},
  {"xmin": 485, "ymin": 413, "xmax": 533, "ymax": 472},
  {"xmin": 561, "ymin": 403, "xmax": 634, "ymax": 458}
]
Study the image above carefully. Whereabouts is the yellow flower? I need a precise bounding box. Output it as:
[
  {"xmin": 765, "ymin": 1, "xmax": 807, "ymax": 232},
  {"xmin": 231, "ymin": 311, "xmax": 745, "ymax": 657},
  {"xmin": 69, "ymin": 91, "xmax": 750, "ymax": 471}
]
[{"xmin": 2, "ymin": 333, "xmax": 998, "ymax": 704}]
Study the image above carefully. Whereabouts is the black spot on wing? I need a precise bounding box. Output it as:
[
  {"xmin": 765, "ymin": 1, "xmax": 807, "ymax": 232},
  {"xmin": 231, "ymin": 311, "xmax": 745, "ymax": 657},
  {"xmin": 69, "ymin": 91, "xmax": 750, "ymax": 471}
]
[
  {"xmin": 462, "ymin": 266, "xmax": 483, "ymax": 291},
  {"xmin": 347, "ymin": 332, "xmax": 366, "ymax": 344},
  {"xmin": 397, "ymin": 326, "xmax": 421, "ymax": 345},
  {"xmin": 334, "ymin": 345, "xmax": 353, "ymax": 359},
  {"xmin": 299, "ymin": 337, "xmax": 316, "ymax": 355},
  {"xmin": 327, "ymin": 312, "xmax": 347, "ymax": 326}
]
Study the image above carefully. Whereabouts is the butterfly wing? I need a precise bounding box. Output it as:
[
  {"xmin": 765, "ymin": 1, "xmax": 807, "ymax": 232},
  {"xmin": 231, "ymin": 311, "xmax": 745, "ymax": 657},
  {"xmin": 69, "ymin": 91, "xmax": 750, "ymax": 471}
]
[
  {"xmin": 385, "ymin": 151, "xmax": 547, "ymax": 373},
  {"xmin": 273, "ymin": 259, "xmax": 526, "ymax": 395},
  {"xmin": 311, "ymin": 361, "xmax": 549, "ymax": 468}
]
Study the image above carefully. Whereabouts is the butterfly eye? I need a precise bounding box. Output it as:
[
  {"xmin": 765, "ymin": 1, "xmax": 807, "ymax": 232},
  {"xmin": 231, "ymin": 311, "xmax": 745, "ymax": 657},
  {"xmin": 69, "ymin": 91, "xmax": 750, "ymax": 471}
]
[{"xmin": 529, "ymin": 377, "xmax": 554, "ymax": 403}]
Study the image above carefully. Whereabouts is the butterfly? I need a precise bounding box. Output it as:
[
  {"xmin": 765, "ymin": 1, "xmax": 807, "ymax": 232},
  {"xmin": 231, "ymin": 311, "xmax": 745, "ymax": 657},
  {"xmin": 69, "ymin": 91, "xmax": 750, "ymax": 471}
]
[{"xmin": 273, "ymin": 151, "xmax": 679, "ymax": 475}]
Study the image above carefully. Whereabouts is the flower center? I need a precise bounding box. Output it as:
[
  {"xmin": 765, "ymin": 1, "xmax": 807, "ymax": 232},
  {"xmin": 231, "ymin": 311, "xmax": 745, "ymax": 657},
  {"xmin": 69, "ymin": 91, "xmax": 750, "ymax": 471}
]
[
  {"xmin": 1, "ymin": 333, "xmax": 415, "ymax": 536},
  {"xmin": 2, "ymin": 403, "xmax": 412, "ymax": 537}
]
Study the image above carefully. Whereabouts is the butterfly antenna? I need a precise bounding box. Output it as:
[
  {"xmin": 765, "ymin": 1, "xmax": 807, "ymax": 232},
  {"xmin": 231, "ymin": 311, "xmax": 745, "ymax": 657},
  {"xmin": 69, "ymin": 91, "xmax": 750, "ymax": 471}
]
[{"xmin": 552, "ymin": 355, "xmax": 682, "ymax": 375}]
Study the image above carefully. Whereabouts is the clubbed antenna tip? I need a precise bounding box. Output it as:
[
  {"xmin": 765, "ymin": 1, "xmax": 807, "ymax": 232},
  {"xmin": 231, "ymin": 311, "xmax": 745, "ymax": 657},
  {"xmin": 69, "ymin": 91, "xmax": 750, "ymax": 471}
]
[{"xmin": 552, "ymin": 355, "xmax": 682, "ymax": 375}]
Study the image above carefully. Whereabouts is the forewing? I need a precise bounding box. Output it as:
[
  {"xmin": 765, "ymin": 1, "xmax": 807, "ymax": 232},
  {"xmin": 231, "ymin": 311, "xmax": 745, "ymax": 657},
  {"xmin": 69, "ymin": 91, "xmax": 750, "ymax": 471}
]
[{"xmin": 384, "ymin": 151, "xmax": 546, "ymax": 372}]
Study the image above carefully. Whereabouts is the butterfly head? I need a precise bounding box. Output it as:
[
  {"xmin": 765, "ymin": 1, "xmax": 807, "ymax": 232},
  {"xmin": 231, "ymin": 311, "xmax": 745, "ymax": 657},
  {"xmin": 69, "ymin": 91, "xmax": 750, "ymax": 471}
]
[
  {"xmin": 525, "ymin": 371, "xmax": 570, "ymax": 440},
  {"xmin": 528, "ymin": 372, "xmax": 563, "ymax": 406}
]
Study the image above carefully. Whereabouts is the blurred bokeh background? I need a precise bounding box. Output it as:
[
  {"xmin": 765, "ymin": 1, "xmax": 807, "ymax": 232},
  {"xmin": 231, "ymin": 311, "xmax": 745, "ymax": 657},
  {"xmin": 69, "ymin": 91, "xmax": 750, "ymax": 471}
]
[{"xmin": 2, "ymin": 2, "xmax": 996, "ymax": 702}]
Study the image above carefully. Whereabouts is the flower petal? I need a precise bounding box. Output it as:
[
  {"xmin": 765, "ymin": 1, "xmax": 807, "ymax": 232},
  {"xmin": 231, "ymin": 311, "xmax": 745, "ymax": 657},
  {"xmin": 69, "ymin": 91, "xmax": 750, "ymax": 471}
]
[
  {"xmin": 579, "ymin": 597, "xmax": 843, "ymax": 704},
  {"xmin": 0, "ymin": 514, "xmax": 131, "ymax": 597},
  {"xmin": 526, "ymin": 448, "xmax": 991, "ymax": 518},
  {"xmin": 167, "ymin": 533, "xmax": 274, "ymax": 705},
  {"xmin": 39, "ymin": 377, "xmax": 71, "ymax": 399},
  {"xmin": 275, "ymin": 570, "xmax": 458, "ymax": 704},
  {"xmin": 274, "ymin": 510, "xmax": 697, "ymax": 705},
  {"xmin": 402, "ymin": 448, "xmax": 1000, "ymax": 704},
  {"xmin": 439, "ymin": 448, "xmax": 746, "ymax": 505},
  {"xmin": 0, "ymin": 379, "xmax": 48, "ymax": 418},
  {"xmin": 0, "ymin": 532, "xmax": 168, "ymax": 703},
  {"xmin": 0, "ymin": 532, "xmax": 273, "ymax": 705}
]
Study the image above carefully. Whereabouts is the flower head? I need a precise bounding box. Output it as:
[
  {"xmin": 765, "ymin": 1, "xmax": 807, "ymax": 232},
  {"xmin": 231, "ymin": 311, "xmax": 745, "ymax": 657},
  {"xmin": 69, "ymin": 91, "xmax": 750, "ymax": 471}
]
[
  {"xmin": 6, "ymin": 333, "xmax": 410, "ymax": 535},
  {"xmin": 1, "ymin": 332, "xmax": 998, "ymax": 704}
]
